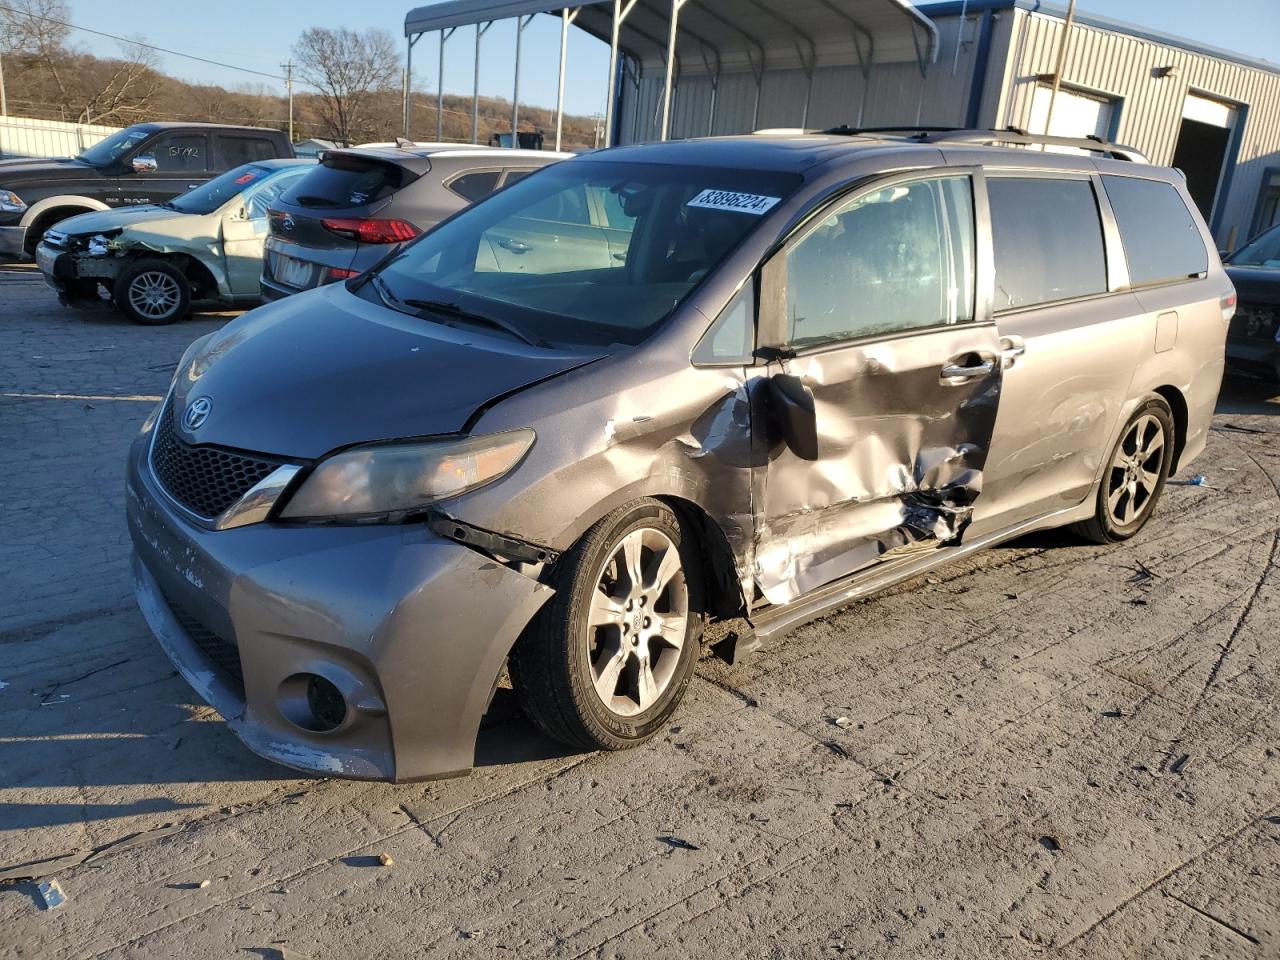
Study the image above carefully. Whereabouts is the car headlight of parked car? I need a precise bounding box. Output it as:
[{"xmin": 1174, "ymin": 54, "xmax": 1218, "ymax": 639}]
[
  {"xmin": 280, "ymin": 429, "xmax": 535, "ymax": 521},
  {"xmin": 0, "ymin": 189, "xmax": 27, "ymax": 213}
]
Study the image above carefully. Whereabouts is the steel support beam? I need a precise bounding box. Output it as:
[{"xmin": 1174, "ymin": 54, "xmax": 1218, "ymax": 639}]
[
  {"xmin": 472, "ymin": 21, "xmax": 494, "ymax": 144},
  {"xmin": 659, "ymin": 0, "xmax": 689, "ymax": 141},
  {"xmin": 404, "ymin": 33, "xmax": 422, "ymax": 139},
  {"xmin": 604, "ymin": 0, "xmax": 641, "ymax": 148},
  {"xmin": 511, "ymin": 14, "xmax": 534, "ymax": 146},
  {"xmin": 437, "ymin": 27, "xmax": 456, "ymax": 142},
  {"xmin": 555, "ymin": 8, "xmax": 581, "ymax": 151}
]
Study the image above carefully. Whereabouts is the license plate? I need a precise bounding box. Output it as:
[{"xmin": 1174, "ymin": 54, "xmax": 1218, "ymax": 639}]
[
  {"xmin": 35, "ymin": 245, "xmax": 59, "ymax": 277},
  {"xmin": 273, "ymin": 253, "xmax": 316, "ymax": 289}
]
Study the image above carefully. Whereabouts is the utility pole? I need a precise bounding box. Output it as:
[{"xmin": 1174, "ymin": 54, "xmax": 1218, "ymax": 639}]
[
  {"xmin": 282, "ymin": 60, "xmax": 295, "ymax": 143},
  {"xmin": 0, "ymin": 51, "xmax": 7, "ymax": 117},
  {"xmin": 1043, "ymin": 0, "xmax": 1077, "ymax": 138}
]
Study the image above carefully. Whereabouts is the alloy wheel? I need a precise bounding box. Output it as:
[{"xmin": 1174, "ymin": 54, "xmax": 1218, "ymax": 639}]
[
  {"xmin": 585, "ymin": 526, "xmax": 688, "ymax": 718},
  {"xmin": 128, "ymin": 271, "xmax": 182, "ymax": 320},
  {"xmin": 1106, "ymin": 413, "xmax": 1166, "ymax": 527}
]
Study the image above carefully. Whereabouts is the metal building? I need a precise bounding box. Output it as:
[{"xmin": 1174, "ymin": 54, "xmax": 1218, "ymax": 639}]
[{"xmin": 403, "ymin": 0, "xmax": 1280, "ymax": 248}]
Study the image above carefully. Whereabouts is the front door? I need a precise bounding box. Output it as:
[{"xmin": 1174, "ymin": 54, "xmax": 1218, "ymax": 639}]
[
  {"xmin": 753, "ymin": 171, "xmax": 1003, "ymax": 605},
  {"xmin": 221, "ymin": 167, "xmax": 309, "ymax": 298},
  {"xmin": 117, "ymin": 132, "xmax": 210, "ymax": 207}
]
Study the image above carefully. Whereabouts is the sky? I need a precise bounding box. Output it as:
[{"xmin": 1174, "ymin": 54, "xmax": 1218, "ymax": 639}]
[{"xmin": 58, "ymin": 0, "xmax": 1280, "ymax": 122}]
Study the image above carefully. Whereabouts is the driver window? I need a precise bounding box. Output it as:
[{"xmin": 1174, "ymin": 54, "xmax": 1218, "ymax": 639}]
[
  {"xmin": 784, "ymin": 175, "xmax": 975, "ymax": 349},
  {"xmin": 149, "ymin": 134, "xmax": 208, "ymax": 173}
]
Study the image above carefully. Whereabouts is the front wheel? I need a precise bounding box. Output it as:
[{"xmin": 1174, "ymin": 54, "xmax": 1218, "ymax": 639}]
[
  {"xmin": 509, "ymin": 498, "xmax": 704, "ymax": 751},
  {"xmin": 1073, "ymin": 396, "xmax": 1175, "ymax": 543},
  {"xmin": 114, "ymin": 258, "xmax": 191, "ymax": 325}
]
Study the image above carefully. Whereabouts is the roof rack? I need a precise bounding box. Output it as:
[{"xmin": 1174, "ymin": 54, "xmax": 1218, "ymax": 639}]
[{"xmin": 822, "ymin": 125, "xmax": 1147, "ymax": 163}]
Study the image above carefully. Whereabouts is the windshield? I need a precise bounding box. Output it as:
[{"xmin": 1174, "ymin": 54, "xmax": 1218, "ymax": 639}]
[
  {"xmin": 367, "ymin": 159, "xmax": 801, "ymax": 347},
  {"xmin": 167, "ymin": 163, "xmax": 284, "ymax": 215},
  {"xmin": 1230, "ymin": 225, "xmax": 1280, "ymax": 268},
  {"xmin": 77, "ymin": 128, "xmax": 152, "ymax": 167}
]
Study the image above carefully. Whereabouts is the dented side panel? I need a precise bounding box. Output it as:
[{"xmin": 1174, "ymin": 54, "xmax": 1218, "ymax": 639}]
[{"xmin": 755, "ymin": 325, "xmax": 1003, "ymax": 604}]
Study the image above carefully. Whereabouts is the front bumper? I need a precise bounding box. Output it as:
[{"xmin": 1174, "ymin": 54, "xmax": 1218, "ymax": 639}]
[
  {"xmin": 126, "ymin": 421, "xmax": 554, "ymax": 781},
  {"xmin": 0, "ymin": 223, "xmax": 26, "ymax": 257},
  {"xmin": 1225, "ymin": 336, "xmax": 1280, "ymax": 382}
]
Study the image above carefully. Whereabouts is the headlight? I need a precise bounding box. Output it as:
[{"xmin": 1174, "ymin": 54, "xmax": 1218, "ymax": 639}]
[
  {"xmin": 0, "ymin": 189, "xmax": 26, "ymax": 213},
  {"xmin": 280, "ymin": 429, "xmax": 535, "ymax": 521}
]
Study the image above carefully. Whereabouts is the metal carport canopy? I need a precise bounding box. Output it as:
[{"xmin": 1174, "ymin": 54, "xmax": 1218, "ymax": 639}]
[
  {"xmin": 402, "ymin": 0, "xmax": 938, "ymax": 146},
  {"xmin": 404, "ymin": 0, "xmax": 938, "ymax": 74}
]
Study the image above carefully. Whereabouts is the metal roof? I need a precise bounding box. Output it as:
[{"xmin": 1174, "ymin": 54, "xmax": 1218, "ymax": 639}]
[{"xmin": 404, "ymin": 0, "xmax": 939, "ymax": 74}]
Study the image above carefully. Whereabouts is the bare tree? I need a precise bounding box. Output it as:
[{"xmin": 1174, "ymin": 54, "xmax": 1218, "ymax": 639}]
[
  {"xmin": 0, "ymin": 0, "xmax": 158, "ymax": 123},
  {"xmin": 292, "ymin": 27, "xmax": 400, "ymax": 145}
]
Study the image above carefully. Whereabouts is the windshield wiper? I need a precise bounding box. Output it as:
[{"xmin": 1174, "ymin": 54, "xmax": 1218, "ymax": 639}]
[{"xmin": 403, "ymin": 298, "xmax": 548, "ymax": 348}]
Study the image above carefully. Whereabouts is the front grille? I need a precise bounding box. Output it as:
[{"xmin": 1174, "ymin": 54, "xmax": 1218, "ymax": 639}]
[
  {"xmin": 150, "ymin": 398, "xmax": 284, "ymax": 520},
  {"xmin": 162, "ymin": 587, "xmax": 245, "ymax": 695}
]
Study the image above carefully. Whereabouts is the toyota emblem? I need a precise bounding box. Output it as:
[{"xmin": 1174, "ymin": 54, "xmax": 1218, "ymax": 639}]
[{"xmin": 184, "ymin": 396, "xmax": 212, "ymax": 430}]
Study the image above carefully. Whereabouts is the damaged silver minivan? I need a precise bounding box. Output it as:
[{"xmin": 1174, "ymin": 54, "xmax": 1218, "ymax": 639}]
[{"xmin": 127, "ymin": 130, "xmax": 1234, "ymax": 781}]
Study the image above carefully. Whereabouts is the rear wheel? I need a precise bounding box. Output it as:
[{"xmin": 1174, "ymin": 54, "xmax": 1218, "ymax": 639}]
[
  {"xmin": 1073, "ymin": 396, "xmax": 1174, "ymax": 543},
  {"xmin": 509, "ymin": 498, "xmax": 704, "ymax": 751},
  {"xmin": 114, "ymin": 258, "xmax": 190, "ymax": 325}
]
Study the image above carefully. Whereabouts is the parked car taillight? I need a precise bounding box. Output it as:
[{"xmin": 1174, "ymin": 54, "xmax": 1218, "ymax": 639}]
[
  {"xmin": 325, "ymin": 267, "xmax": 360, "ymax": 283},
  {"xmin": 321, "ymin": 218, "xmax": 420, "ymax": 244},
  {"xmin": 1221, "ymin": 291, "xmax": 1237, "ymax": 322}
]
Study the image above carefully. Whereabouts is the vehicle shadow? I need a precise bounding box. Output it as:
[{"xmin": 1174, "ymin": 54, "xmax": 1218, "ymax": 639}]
[{"xmin": 1217, "ymin": 373, "xmax": 1280, "ymax": 416}]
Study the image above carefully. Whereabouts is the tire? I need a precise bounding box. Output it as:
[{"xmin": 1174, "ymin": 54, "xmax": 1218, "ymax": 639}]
[
  {"xmin": 509, "ymin": 498, "xmax": 705, "ymax": 751},
  {"xmin": 23, "ymin": 209, "xmax": 85, "ymax": 258},
  {"xmin": 114, "ymin": 258, "xmax": 191, "ymax": 325},
  {"xmin": 1073, "ymin": 395, "xmax": 1175, "ymax": 544}
]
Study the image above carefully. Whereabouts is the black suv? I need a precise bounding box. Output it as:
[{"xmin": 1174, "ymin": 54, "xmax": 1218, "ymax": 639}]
[{"xmin": 0, "ymin": 122, "xmax": 294, "ymax": 259}]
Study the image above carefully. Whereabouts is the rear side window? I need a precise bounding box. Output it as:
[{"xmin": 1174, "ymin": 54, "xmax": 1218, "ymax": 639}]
[
  {"xmin": 280, "ymin": 154, "xmax": 415, "ymax": 209},
  {"xmin": 988, "ymin": 177, "xmax": 1108, "ymax": 310},
  {"xmin": 1101, "ymin": 176, "xmax": 1209, "ymax": 286},
  {"xmin": 447, "ymin": 170, "xmax": 500, "ymax": 202},
  {"xmin": 217, "ymin": 136, "xmax": 278, "ymax": 169}
]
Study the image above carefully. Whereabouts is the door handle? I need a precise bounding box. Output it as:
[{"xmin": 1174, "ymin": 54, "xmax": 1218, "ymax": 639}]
[
  {"xmin": 940, "ymin": 355, "xmax": 996, "ymax": 382},
  {"xmin": 497, "ymin": 238, "xmax": 531, "ymax": 254},
  {"xmin": 999, "ymin": 334, "xmax": 1026, "ymax": 368}
]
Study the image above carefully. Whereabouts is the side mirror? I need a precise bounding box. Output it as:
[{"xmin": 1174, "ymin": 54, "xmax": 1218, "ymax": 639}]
[
  {"xmin": 132, "ymin": 155, "xmax": 158, "ymax": 174},
  {"xmin": 765, "ymin": 374, "xmax": 819, "ymax": 461}
]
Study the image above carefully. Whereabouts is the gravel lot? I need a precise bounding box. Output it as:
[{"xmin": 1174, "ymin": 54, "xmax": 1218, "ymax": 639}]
[{"xmin": 1, "ymin": 266, "xmax": 1278, "ymax": 959}]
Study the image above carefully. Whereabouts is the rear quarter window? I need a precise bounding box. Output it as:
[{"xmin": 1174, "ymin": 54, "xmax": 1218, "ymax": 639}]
[
  {"xmin": 447, "ymin": 170, "xmax": 501, "ymax": 202},
  {"xmin": 1101, "ymin": 175, "xmax": 1209, "ymax": 286},
  {"xmin": 280, "ymin": 154, "xmax": 415, "ymax": 209},
  {"xmin": 217, "ymin": 136, "xmax": 278, "ymax": 168},
  {"xmin": 988, "ymin": 177, "xmax": 1108, "ymax": 310}
]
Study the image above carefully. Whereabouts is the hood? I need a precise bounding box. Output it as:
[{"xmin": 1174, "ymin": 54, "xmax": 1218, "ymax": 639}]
[
  {"xmin": 171, "ymin": 282, "xmax": 602, "ymax": 460},
  {"xmin": 1225, "ymin": 265, "xmax": 1280, "ymax": 306},
  {"xmin": 0, "ymin": 156, "xmax": 97, "ymax": 186},
  {"xmin": 56, "ymin": 204, "xmax": 187, "ymax": 238}
]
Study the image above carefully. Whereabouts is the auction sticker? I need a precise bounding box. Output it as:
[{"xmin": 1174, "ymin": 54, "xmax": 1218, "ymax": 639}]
[{"xmin": 687, "ymin": 189, "xmax": 781, "ymax": 215}]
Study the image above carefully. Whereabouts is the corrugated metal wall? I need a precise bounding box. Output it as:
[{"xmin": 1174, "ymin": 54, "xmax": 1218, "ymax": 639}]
[
  {"xmin": 615, "ymin": 5, "xmax": 1280, "ymax": 246},
  {"xmin": 618, "ymin": 12, "xmax": 980, "ymax": 143},
  {"xmin": 995, "ymin": 8, "xmax": 1280, "ymax": 247}
]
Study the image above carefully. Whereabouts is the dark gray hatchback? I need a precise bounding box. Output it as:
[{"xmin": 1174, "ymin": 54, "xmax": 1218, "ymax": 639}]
[{"xmin": 261, "ymin": 144, "xmax": 568, "ymax": 300}]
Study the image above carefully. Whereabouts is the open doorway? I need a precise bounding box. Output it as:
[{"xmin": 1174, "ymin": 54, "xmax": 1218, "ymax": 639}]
[{"xmin": 1171, "ymin": 92, "xmax": 1239, "ymax": 225}]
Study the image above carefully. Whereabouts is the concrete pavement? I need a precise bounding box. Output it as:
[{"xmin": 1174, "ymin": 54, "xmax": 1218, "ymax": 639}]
[{"xmin": 1, "ymin": 269, "xmax": 1277, "ymax": 958}]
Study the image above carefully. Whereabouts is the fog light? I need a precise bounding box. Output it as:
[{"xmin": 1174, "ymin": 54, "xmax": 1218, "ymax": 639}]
[
  {"xmin": 278, "ymin": 672, "xmax": 350, "ymax": 732},
  {"xmin": 306, "ymin": 675, "xmax": 347, "ymax": 730}
]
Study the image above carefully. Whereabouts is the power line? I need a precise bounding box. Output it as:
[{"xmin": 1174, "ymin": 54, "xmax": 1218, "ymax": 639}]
[{"xmin": 0, "ymin": 2, "xmax": 286, "ymax": 81}]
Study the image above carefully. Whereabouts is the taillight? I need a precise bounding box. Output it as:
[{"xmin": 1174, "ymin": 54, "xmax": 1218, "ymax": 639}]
[
  {"xmin": 1221, "ymin": 291, "xmax": 1237, "ymax": 322},
  {"xmin": 325, "ymin": 267, "xmax": 359, "ymax": 283},
  {"xmin": 320, "ymin": 218, "xmax": 420, "ymax": 244}
]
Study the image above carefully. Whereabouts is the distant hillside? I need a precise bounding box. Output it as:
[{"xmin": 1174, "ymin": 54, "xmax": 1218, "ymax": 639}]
[{"xmin": 1, "ymin": 49, "xmax": 604, "ymax": 150}]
